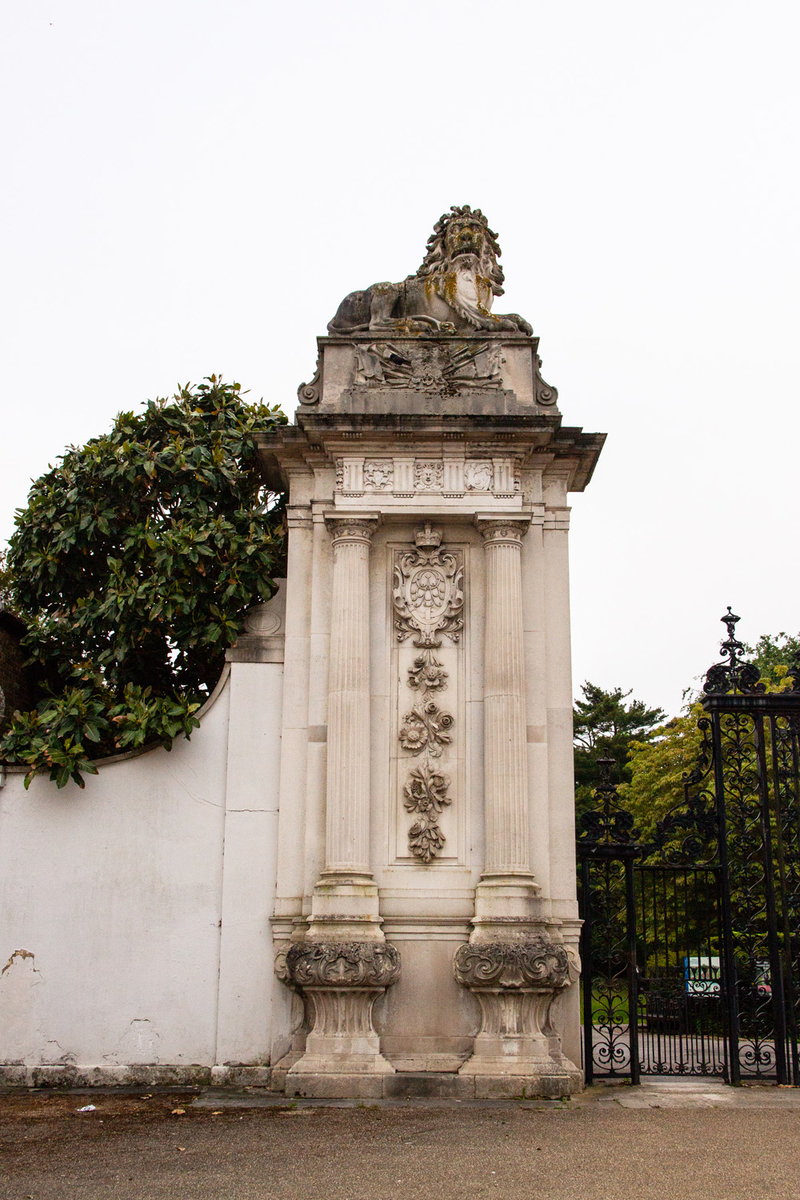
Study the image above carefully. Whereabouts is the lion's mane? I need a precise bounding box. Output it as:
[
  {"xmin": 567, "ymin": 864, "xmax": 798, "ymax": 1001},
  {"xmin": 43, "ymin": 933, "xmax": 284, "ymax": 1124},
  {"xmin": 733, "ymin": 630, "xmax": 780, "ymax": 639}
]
[{"xmin": 415, "ymin": 204, "xmax": 505, "ymax": 295}]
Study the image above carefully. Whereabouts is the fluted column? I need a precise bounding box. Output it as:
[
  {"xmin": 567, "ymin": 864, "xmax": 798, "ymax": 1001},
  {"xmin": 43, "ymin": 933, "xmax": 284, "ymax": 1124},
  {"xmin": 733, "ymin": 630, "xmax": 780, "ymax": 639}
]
[
  {"xmin": 325, "ymin": 516, "xmax": 376, "ymax": 874},
  {"xmin": 289, "ymin": 512, "xmax": 399, "ymax": 1092},
  {"xmin": 308, "ymin": 513, "xmax": 383, "ymax": 939},
  {"xmin": 457, "ymin": 516, "xmax": 573, "ymax": 1094},
  {"xmin": 473, "ymin": 516, "xmax": 539, "ymax": 931}
]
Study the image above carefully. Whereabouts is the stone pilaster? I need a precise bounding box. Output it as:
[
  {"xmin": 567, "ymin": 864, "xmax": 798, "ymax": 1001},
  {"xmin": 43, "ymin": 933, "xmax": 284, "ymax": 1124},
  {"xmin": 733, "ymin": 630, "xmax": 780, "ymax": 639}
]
[{"xmin": 472, "ymin": 515, "xmax": 540, "ymax": 934}]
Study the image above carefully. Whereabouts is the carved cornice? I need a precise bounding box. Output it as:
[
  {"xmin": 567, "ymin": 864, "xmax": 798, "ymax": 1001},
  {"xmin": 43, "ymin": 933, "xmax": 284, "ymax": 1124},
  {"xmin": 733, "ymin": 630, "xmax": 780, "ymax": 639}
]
[
  {"xmin": 453, "ymin": 938, "xmax": 570, "ymax": 991},
  {"xmin": 285, "ymin": 941, "xmax": 401, "ymax": 989}
]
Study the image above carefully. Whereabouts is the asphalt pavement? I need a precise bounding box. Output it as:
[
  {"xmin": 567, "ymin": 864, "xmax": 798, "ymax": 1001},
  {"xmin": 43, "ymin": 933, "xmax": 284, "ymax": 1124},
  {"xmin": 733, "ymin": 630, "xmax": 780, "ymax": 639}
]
[{"xmin": 2, "ymin": 1080, "xmax": 799, "ymax": 1200}]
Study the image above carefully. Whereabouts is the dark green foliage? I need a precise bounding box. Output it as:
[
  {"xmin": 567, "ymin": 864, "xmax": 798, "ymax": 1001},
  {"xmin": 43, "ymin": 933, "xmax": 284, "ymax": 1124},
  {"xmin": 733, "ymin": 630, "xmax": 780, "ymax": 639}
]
[
  {"xmin": 0, "ymin": 551, "xmax": 16, "ymax": 614},
  {"xmin": 744, "ymin": 631, "xmax": 800, "ymax": 690},
  {"xmin": 573, "ymin": 682, "xmax": 666, "ymax": 820},
  {"xmin": 0, "ymin": 377, "xmax": 287, "ymax": 788}
]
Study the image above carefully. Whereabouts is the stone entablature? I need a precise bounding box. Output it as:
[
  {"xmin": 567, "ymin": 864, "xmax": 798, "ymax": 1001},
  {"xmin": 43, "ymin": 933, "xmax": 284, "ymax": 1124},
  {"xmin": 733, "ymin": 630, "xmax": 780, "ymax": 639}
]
[{"xmin": 335, "ymin": 454, "xmax": 520, "ymax": 506}]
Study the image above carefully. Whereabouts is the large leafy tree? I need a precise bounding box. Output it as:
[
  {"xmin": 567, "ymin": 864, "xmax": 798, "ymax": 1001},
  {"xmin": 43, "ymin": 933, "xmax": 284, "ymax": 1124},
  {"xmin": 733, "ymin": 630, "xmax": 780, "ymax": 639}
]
[{"xmin": 0, "ymin": 377, "xmax": 286, "ymax": 787}]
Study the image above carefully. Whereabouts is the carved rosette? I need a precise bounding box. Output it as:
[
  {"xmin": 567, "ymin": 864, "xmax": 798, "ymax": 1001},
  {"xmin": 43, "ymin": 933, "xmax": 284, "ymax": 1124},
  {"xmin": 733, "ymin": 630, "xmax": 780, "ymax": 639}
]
[
  {"xmin": 285, "ymin": 941, "xmax": 401, "ymax": 990},
  {"xmin": 453, "ymin": 939, "xmax": 570, "ymax": 992}
]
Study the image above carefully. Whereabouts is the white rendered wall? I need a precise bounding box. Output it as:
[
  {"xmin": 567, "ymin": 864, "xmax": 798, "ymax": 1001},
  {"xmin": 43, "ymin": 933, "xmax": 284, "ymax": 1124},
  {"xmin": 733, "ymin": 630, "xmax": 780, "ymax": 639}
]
[{"xmin": 0, "ymin": 654, "xmax": 284, "ymax": 1086}]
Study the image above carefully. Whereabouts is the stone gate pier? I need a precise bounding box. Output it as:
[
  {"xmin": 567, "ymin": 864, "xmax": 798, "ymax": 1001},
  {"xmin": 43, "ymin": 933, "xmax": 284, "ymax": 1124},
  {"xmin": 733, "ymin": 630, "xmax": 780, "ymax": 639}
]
[{"xmin": 259, "ymin": 205, "xmax": 605, "ymax": 1098}]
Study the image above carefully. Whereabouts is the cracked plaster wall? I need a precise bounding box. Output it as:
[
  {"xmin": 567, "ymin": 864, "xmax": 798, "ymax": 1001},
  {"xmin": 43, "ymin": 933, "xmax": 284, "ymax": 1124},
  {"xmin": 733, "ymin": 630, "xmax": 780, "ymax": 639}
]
[{"xmin": 0, "ymin": 658, "xmax": 284, "ymax": 1077}]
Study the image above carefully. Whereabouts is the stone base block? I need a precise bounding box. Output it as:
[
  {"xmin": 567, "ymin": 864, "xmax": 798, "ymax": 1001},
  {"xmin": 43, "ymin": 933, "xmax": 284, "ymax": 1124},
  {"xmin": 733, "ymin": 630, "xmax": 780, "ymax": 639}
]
[
  {"xmin": 283, "ymin": 1069, "xmax": 577, "ymax": 1100},
  {"xmin": 285, "ymin": 1072, "xmax": 387, "ymax": 1099},
  {"xmin": 287, "ymin": 1051, "xmax": 394, "ymax": 1076},
  {"xmin": 0, "ymin": 1063, "xmax": 274, "ymax": 1089},
  {"xmin": 383, "ymin": 1072, "xmax": 475, "ymax": 1099},
  {"xmin": 471, "ymin": 1073, "xmax": 574, "ymax": 1100}
]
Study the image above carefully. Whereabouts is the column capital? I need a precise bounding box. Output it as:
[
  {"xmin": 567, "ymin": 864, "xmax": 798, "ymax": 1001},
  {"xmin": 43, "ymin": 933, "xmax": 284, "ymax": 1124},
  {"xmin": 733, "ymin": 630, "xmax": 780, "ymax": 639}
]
[
  {"xmin": 474, "ymin": 514, "xmax": 531, "ymax": 547},
  {"xmin": 324, "ymin": 511, "xmax": 381, "ymax": 546}
]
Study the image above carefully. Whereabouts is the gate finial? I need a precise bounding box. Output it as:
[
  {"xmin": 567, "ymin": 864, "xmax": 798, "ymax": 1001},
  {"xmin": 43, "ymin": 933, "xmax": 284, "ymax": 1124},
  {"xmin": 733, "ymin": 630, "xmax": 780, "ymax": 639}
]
[{"xmin": 703, "ymin": 607, "xmax": 765, "ymax": 696}]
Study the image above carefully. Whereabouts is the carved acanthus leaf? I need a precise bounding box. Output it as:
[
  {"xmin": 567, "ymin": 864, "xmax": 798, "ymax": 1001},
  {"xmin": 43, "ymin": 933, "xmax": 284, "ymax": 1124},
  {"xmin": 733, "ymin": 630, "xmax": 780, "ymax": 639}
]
[
  {"xmin": 285, "ymin": 941, "xmax": 401, "ymax": 989},
  {"xmin": 453, "ymin": 939, "xmax": 570, "ymax": 991}
]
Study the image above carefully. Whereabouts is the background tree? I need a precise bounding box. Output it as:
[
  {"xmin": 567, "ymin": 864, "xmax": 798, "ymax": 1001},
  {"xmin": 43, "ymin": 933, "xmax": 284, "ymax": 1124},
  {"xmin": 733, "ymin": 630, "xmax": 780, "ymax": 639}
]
[
  {"xmin": 744, "ymin": 631, "xmax": 800, "ymax": 690},
  {"xmin": 622, "ymin": 631, "xmax": 800, "ymax": 843},
  {"xmin": 0, "ymin": 377, "xmax": 286, "ymax": 788},
  {"xmin": 573, "ymin": 682, "xmax": 665, "ymax": 819}
]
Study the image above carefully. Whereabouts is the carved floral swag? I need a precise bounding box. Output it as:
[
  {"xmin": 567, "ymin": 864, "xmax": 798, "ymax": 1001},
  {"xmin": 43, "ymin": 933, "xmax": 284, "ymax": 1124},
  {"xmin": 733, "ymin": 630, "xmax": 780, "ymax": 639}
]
[{"xmin": 393, "ymin": 524, "xmax": 463, "ymax": 862}]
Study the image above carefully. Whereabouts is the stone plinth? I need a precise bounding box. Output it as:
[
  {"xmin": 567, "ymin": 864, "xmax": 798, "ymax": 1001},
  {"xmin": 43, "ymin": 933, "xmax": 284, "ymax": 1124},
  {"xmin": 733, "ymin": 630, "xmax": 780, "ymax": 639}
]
[
  {"xmin": 284, "ymin": 941, "xmax": 400, "ymax": 1097},
  {"xmin": 453, "ymin": 938, "xmax": 580, "ymax": 1097}
]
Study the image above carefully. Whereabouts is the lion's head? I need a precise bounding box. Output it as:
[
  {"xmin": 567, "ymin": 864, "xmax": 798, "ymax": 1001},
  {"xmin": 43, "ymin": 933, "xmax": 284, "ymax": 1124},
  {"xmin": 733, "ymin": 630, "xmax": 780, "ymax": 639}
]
[{"xmin": 416, "ymin": 205, "xmax": 505, "ymax": 297}]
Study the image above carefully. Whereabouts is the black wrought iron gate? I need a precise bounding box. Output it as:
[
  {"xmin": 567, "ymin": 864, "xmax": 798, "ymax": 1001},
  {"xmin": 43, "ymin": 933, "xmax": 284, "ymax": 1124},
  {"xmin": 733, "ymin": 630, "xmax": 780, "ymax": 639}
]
[{"xmin": 578, "ymin": 610, "xmax": 800, "ymax": 1084}]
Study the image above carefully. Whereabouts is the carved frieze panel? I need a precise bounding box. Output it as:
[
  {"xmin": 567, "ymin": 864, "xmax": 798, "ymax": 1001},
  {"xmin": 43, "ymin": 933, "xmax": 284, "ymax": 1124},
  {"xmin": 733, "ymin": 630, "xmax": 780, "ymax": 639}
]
[
  {"xmin": 414, "ymin": 460, "xmax": 444, "ymax": 492},
  {"xmin": 463, "ymin": 461, "xmax": 492, "ymax": 491},
  {"xmin": 363, "ymin": 459, "xmax": 394, "ymax": 490},
  {"xmin": 392, "ymin": 525, "xmax": 464, "ymax": 863},
  {"xmin": 335, "ymin": 456, "xmax": 520, "ymax": 499}
]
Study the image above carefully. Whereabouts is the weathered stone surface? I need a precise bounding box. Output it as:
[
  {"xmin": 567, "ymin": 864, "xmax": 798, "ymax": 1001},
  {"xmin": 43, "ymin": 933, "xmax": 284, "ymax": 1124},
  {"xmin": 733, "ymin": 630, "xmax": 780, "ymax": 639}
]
[
  {"xmin": 285, "ymin": 942, "xmax": 401, "ymax": 990},
  {"xmin": 453, "ymin": 939, "xmax": 570, "ymax": 991}
]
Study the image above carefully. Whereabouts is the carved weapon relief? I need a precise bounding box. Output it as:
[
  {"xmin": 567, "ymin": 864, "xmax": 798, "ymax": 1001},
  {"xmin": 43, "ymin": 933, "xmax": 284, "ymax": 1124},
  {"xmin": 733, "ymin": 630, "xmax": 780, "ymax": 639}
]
[
  {"xmin": 393, "ymin": 525, "xmax": 463, "ymax": 863},
  {"xmin": 352, "ymin": 340, "xmax": 505, "ymax": 391}
]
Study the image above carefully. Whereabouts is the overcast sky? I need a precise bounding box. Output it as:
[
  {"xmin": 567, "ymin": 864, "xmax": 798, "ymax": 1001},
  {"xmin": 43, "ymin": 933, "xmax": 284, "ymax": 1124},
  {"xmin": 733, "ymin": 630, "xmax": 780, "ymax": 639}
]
[{"xmin": 3, "ymin": 0, "xmax": 798, "ymax": 718}]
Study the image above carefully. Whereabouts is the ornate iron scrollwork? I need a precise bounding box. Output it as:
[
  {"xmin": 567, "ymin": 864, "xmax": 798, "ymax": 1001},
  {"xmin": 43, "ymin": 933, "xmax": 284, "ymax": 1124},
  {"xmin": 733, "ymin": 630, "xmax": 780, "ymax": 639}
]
[{"xmin": 703, "ymin": 607, "xmax": 765, "ymax": 696}]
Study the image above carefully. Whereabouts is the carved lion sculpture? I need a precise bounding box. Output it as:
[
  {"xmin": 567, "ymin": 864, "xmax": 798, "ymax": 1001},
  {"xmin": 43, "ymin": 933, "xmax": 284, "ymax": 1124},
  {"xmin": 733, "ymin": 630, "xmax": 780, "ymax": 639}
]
[{"xmin": 327, "ymin": 205, "xmax": 533, "ymax": 337}]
